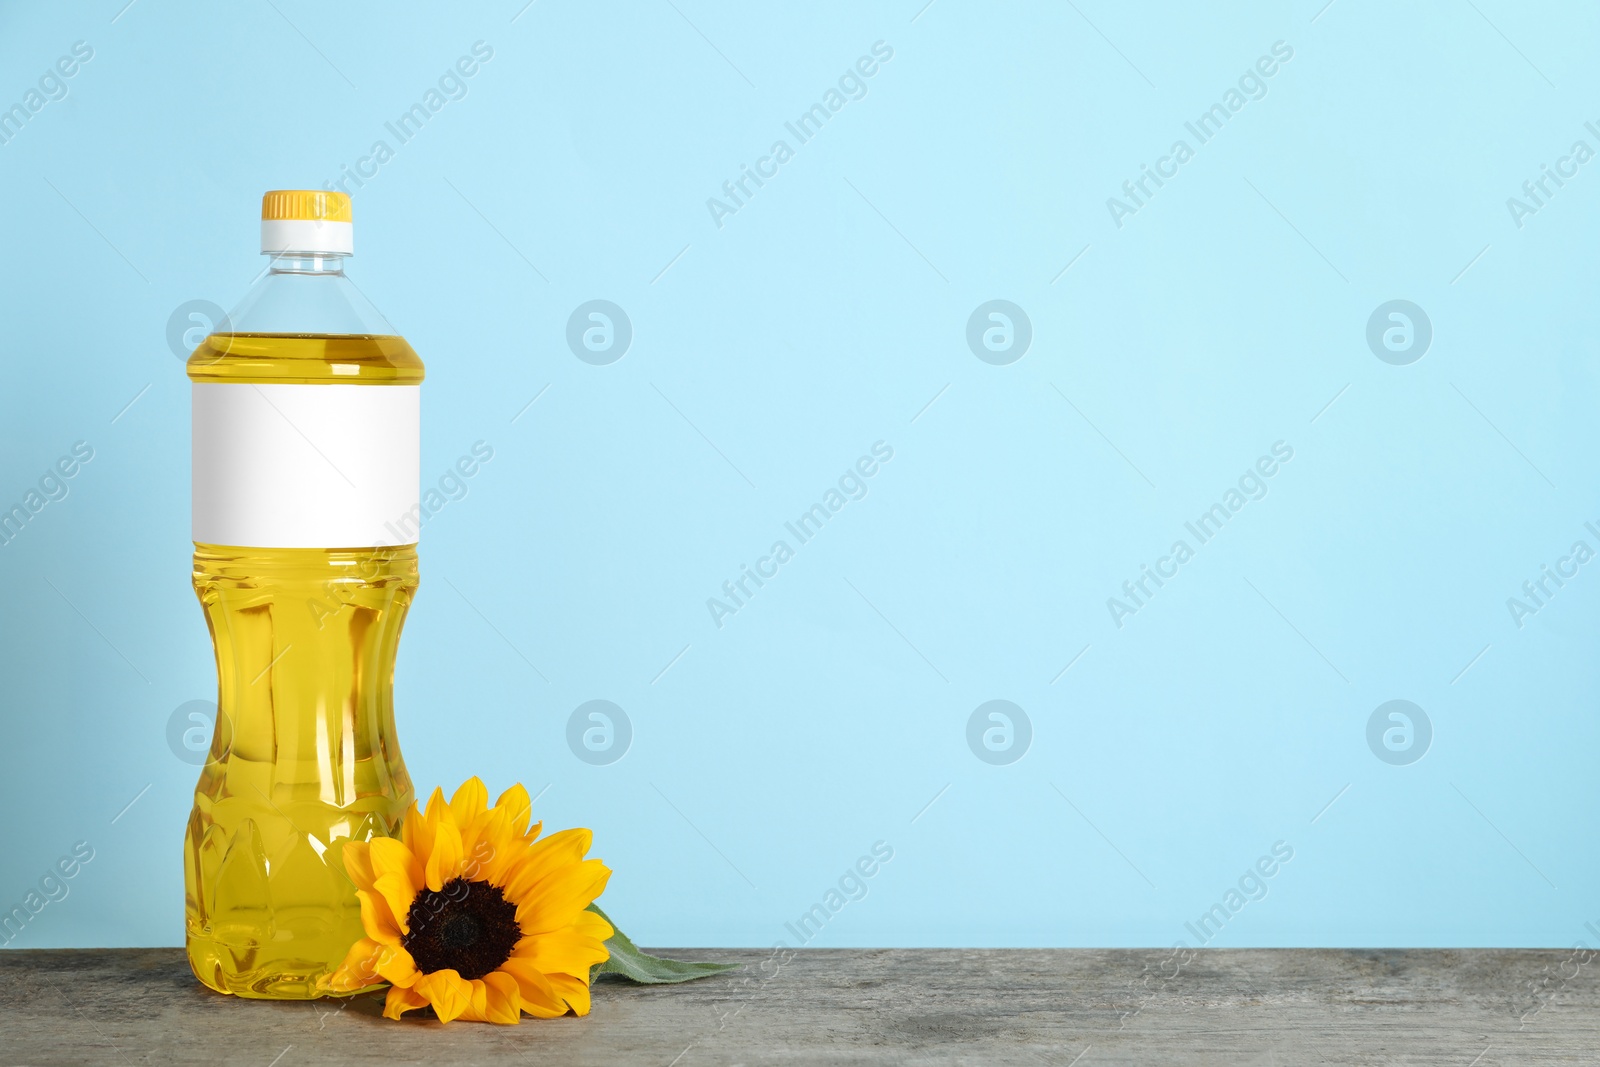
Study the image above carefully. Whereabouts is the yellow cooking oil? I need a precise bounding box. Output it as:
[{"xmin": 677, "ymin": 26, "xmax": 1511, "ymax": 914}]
[{"xmin": 184, "ymin": 333, "xmax": 423, "ymax": 999}]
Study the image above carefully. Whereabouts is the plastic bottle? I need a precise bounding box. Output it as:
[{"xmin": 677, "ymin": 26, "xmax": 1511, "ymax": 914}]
[{"xmin": 184, "ymin": 191, "xmax": 422, "ymax": 998}]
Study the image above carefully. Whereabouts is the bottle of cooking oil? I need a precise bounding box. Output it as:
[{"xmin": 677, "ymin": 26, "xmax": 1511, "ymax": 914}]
[{"xmin": 184, "ymin": 190, "xmax": 423, "ymax": 998}]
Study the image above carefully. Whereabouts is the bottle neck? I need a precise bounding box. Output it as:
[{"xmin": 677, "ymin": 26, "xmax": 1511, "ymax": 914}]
[
  {"xmin": 265, "ymin": 252, "xmax": 350, "ymax": 275},
  {"xmin": 226, "ymin": 247, "xmax": 396, "ymax": 337}
]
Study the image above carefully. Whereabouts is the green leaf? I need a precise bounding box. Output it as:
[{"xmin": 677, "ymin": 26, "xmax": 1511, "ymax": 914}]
[{"xmin": 587, "ymin": 904, "xmax": 740, "ymax": 984}]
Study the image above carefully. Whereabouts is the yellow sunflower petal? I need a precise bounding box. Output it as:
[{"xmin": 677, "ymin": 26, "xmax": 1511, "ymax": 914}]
[
  {"xmin": 480, "ymin": 844, "xmax": 525, "ymax": 887},
  {"xmin": 499, "ymin": 957, "xmax": 568, "ymax": 1017},
  {"xmin": 465, "ymin": 802, "xmax": 509, "ymax": 873},
  {"xmin": 324, "ymin": 936, "xmax": 385, "ymax": 991},
  {"xmin": 461, "ymin": 809, "xmax": 508, "ymax": 883},
  {"xmin": 454, "ymin": 978, "xmax": 491, "ymax": 1023},
  {"xmin": 482, "ymin": 970, "xmax": 524, "ymax": 1024},
  {"xmin": 372, "ymin": 871, "xmax": 417, "ymax": 935},
  {"xmin": 548, "ymin": 971, "xmax": 593, "ymax": 1017},
  {"xmin": 422, "ymin": 785, "xmax": 449, "ymax": 823},
  {"xmin": 383, "ymin": 983, "xmax": 431, "ymax": 1020},
  {"xmin": 467, "ymin": 845, "xmax": 501, "ymax": 885},
  {"xmin": 509, "ymin": 905, "xmax": 612, "ymax": 961},
  {"xmin": 512, "ymin": 902, "xmax": 611, "ymax": 979},
  {"xmin": 449, "ymin": 777, "xmax": 489, "ymax": 826},
  {"xmin": 375, "ymin": 943, "xmax": 421, "ymax": 988},
  {"xmin": 416, "ymin": 968, "xmax": 473, "ymax": 1024},
  {"xmin": 513, "ymin": 859, "xmax": 611, "ymax": 934},
  {"xmin": 425, "ymin": 817, "xmax": 465, "ymax": 892},
  {"xmin": 356, "ymin": 888, "xmax": 403, "ymax": 945},
  {"xmin": 494, "ymin": 784, "xmax": 533, "ymax": 839},
  {"xmin": 369, "ymin": 837, "xmax": 421, "ymax": 899},
  {"xmin": 402, "ymin": 803, "xmax": 436, "ymax": 865},
  {"xmin": 575, "ymin": 905, "xmax": 615, "ymax": 943},
  {"xmin": 501, "ymin": 828, "xmax": 593, "ymax": 900},
  {"xmin": 510, "ymin": 925, "xmax": 610, "ymax": 978},
  {"xmin": 341, "ymin": 840, "xmax": 376, "ymax": 892}
]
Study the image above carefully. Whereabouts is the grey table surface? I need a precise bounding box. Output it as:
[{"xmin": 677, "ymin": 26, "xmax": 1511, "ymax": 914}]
[{"xmin": 3, "ymin": 947, "xmax": 1598, "ymax": 1065}]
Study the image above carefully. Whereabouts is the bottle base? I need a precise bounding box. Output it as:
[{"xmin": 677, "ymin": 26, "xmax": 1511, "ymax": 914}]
[{"xmin": 187, "ymin": 942, "xmax": 381, "ymax": 1000}]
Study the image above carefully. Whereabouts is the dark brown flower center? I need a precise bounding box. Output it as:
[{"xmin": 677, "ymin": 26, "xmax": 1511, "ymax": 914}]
[{"xmin": 403, "ymin": 877, "xmax": 521, "ymax": 980}]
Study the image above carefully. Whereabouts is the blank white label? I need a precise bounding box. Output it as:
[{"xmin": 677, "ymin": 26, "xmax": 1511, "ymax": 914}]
[{"xmin": 192, "ymin": 383, "xmax": 420, "ymax": 548}]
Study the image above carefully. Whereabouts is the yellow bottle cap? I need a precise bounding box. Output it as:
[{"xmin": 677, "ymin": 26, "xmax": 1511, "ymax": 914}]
[
  {"xmin": 259, "ymin": 190, "xmax": 353, "ymax": 255},
  {"xmin": 261, "ymin": 190, "xmax": 352, "ymax": 223}
]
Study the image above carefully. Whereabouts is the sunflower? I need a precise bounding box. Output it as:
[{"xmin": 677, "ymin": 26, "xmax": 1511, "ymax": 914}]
[{"xmin": 322, "ymin": 778, "xmax": 613, "ymax": 1023}]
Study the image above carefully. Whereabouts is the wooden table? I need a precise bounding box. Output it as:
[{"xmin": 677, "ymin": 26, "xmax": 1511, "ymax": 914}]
[{"xmin": 4, "ymin": 947, "xmax": 1597, "ymax": 1064}]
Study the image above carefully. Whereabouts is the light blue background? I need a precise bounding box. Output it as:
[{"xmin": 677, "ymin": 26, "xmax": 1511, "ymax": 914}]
[{"xmin": 1, "ymin": 0, "xmax": 1597, "ymax": 952}]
